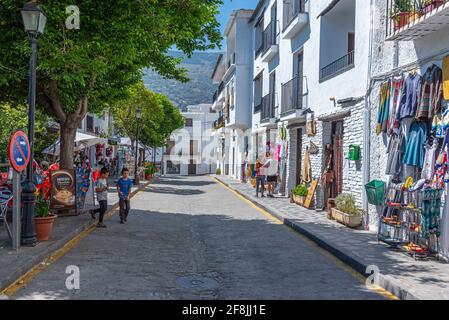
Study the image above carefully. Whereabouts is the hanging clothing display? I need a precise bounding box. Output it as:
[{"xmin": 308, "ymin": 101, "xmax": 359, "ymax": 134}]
[
  {"xmin": 376, "ymin": 80, "xmax": 391, "ymax": 135},
  {"xmin": 417, "ymin": 64, "xmax": 443, "ymax": 119},
  {"xmin": 397, "ymin": 72, "xmax": 422, "ymax": 121},
  {"xmin": 403, "ymin": 121, "xmax": 428, "ymax": 168},
  {"xmin": 376, "ymin": 62, "xmax": 448, "ymax": 261},
  {"xmin": 443, "ymin": 55, "xmax": 449, "ymax": 100}
]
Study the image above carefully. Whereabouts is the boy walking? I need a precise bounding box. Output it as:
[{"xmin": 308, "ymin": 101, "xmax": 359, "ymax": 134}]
[
  {"xmin": 90, "ymin": 167, "xmax": 109, "ymax": 228},
  {"xmin": 117, "ymin": 168, "xmax": 133, "ymax": 224}
]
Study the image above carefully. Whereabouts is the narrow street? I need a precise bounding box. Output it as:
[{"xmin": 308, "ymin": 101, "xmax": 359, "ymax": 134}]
[{"xmin": 12, "ymin": 176, "xmax": 383, "ymax": 300}]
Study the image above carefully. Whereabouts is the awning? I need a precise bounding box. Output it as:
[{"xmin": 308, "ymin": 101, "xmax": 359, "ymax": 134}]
[
  {"xmin": 317, "ymin": 0, "xmax": 340, "ymax": 19},
  {"xmin": 42, "ymin": 132, "xmax": 107, "ymax": 155}
]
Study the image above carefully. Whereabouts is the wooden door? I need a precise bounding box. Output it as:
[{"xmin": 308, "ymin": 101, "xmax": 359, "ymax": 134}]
[
  {"xmin": 332, "ymin": 122, "xmax": 344, "ymax": 198},
  {"xmin": 188, "ymin": 160, "xmax": 196, "ymax": 175}
]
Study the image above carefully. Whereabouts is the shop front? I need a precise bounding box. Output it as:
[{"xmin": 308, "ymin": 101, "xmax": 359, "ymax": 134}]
[{"xmin": 369, "ymin": 58, "xmax": 449, "ymax": 260}]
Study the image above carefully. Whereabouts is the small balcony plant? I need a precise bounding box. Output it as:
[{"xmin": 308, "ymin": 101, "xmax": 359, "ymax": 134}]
[
  {"xmin": 391, "ymin": 0, "xmax": 418, "ymax": 30},
  {"xmin": 421, "ymin": 0, "xmax": 444, "ymax": 14},
  {"xmin": 332, "ymin": 193, "xmax": 362, "ymax": 228}
]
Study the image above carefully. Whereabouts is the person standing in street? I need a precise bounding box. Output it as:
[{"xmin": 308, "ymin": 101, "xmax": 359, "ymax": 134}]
[
  {"xmin": 255, "ymin": 156, "xmax": 267, "ymax": 198},
  {"xmin": 91, "ymin": 167, "xmax": 109, "ymax": 228},
  {"xmin": 265, "ymin": 152, "xmax": 278, "ymax": 198},
  {"xmin": 117, "ymin": 168, "xmax": 133, "ymax": 224}
]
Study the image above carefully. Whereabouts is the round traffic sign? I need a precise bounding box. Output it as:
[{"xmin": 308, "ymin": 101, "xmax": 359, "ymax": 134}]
[{"xmin": 8, "ymin": 130, "xmax": 31, "ymax": 172}]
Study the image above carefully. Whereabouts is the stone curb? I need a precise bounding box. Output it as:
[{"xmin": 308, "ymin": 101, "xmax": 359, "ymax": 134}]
[
  {"xmin": 0, "ymin": 177, "xmax": 156, "ymax": 293},
  {"xmin": 215, "ymin": 176, "xmax": 420, "ymax": 300}
]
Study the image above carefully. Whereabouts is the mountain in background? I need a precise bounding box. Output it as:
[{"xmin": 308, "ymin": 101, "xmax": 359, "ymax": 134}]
[{"xmin": 142, "ymin": 51, "xmax": 221, "ymax": 110}]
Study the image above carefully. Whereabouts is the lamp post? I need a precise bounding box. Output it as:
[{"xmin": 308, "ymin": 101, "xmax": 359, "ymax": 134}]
[
  {"xmin": 20, "ymin": 2, "xmax": 46, "ymax": 246},
  {"xmin": 134, "ymin": 108, "xmax": 142, "ymax": 186}
]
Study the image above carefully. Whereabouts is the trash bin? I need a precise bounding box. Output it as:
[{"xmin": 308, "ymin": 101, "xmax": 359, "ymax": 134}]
[{"xmin": 365, "ymin": 180, "xmax": 385, "ymax": 206}]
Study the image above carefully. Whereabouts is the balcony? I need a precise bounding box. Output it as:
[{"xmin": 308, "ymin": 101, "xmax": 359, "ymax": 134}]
[
  {"xmin": 224, "ymin": 52, "xmax": 236, "ymax": 79},
  {"xmin": 254, "ymin": 101, "xmax": 262, "ymax": 113},
  {"xmin": 281, "ymin": 75, "xmax": 306, "ymax": 119},
  {"xmin": 213, "ymin": 115, "xmax": 225, "ymax": 130},
  {"xmin": 282, "ymin": 0, "xmax": 308, "ymax": 39},
  {"xmin": 320, "ymin": 51, "xmax": 354, "ymax": 82},
  {"xmin": 386, "ymin": 0, "xmax": 449, "ymax": 41},
  {"xmin": 261, "ymin": 93, "xmax": 276, "ymax": 124},
  {"xmin": 261, "ymin": 21, "xmax": 279, "ymax": 63}
]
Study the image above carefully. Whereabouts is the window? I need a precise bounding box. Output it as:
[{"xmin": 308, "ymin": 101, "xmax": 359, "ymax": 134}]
[
  {"xmin": 185, "ymin": 118, "xmax": 193, "ymax": 127},
  {"xmin": 86, "ymin": 115, "xmax": 94, "ymax": 132},
  {"xmin": 255, "ymin": 18, "xmax": 264, "ymax": 56},
  {"xmin": 253, "ymin": 73, "xmax": 263, "ymax": 113}
]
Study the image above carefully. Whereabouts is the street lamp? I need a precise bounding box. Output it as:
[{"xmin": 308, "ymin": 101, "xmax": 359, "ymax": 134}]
[
  {"xmin": 134, "ymin": 108, "xmax": 142, "ymax": 185},
  {"xmin": 20, "ymin": 2, "xmax": 46, "ymax": 246}
]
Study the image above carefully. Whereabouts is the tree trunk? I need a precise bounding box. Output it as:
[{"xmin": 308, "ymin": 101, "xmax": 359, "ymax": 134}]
[{"xmin": 59, "ymin": 116, "xmax": 80, "ymax": 170}]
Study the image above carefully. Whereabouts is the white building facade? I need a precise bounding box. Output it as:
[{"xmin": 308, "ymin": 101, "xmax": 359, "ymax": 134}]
[
  {"xmin": 211, "ymin": 10, "xmax": 255, "ymax": 180},
  {"xmin": 164, "ymin": 104, "xmax": 218, "ymax": 176},
  {"xmin": 248, "ymin": 0, "xmax": 370, "ymax": 209}
]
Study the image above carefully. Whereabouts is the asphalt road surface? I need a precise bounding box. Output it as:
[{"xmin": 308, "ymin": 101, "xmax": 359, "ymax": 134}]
[{"xmin": 11, "ymin": 176, "xmax": 384, "ymax": 300}]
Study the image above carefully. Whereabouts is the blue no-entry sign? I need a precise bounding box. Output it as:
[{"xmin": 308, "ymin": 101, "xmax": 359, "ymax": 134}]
[{"xmin": 8, "ymin": 130, "xmax": 31, "ymax": 172}]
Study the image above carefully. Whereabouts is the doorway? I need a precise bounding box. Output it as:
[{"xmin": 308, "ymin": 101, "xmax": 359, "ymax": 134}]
[
  {"xmin": 295, "ymin": 128, "xmax": 303, "ymax": 186},
  {"xmin": 188, "ymin": 160, "xmax": 196, "ymax": 175},
  {"xmin": 331, "ymin": 121, "xmax": 344, "ymax": 198}
]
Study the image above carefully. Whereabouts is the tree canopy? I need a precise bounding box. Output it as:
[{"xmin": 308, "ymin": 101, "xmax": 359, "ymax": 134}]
[
  {"xmin": 0, "ymin": 0, "xmax": 222, "ymax": 168},
  {"xmin": 112, "ymin": 82, "xmax": 185, "ymax": 151}
]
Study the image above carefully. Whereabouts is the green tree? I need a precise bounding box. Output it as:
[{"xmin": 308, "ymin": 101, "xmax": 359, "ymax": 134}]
[
  {"xmin": 0, "ymin": 0, "xmax": 222, "ymax": 169},
  {"xmin": 112, "ymin": 82, "xmax": 184, "ymax": 157},
  {"xmin": 0, "ymin": 103, "xmax": 58, "ymax": 162}
]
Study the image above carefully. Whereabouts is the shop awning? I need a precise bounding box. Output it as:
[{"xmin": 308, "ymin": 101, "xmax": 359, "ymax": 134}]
[{"xmin": 42, "ymin": 132, "xmax": 107, "ymax": 155}]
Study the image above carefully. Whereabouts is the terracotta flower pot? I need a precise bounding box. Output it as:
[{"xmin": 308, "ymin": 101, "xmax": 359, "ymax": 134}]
[
  {"xmin": 145, "ymin": 174, "xmax": 153, "ymax": 180},
  {"xmin": 392, "ymin": 12, "xmax": 416, "ymax": 31},
  {"xmin": 422, "ymin": 0, "xmax": 444, "ymax": 14},
  {"xmin": 34, "ymin": 215, "xmax": 57, "ymax": 242}
]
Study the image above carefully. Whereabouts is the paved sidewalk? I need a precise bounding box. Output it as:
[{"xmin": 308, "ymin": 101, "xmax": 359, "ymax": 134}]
[
  {"xmin": 0, "ymin": 178, "xmax": 155, "ymax": 293},
  {"xmin": 215, "ymin": 175, "xmax": 449, "ymax": 300}
]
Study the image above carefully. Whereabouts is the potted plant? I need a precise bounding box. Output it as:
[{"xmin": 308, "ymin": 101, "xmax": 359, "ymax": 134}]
[
  {"xmin": 292, "ymin": 184, "xmax": 308, "ymax": 206},
  {"xmin": 331, "ymin": 193, "xmax": 362, "ymax": 228},
  {"xmin": 34, "ymin": 192, "xmax": 57, "ymax": 241},
  {"xmin": 215, "ymin": 168, "xmax": 222, "ymax": 175},
  {"xmin": 391, "ymin": 0, "xmax": 417, "ymax": 31},
  {"xmin": 144, "ymin": 163, "xmax": 157, "ymax": 180},
  {"xmin": 421, "ymin": 0, "xmax": 444, "ymax": 14}
]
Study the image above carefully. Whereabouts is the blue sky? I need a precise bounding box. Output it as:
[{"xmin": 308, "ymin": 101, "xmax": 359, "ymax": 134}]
[{"xmin": 215, "ymin": 0, "xmax": 260, "ymax": 50}]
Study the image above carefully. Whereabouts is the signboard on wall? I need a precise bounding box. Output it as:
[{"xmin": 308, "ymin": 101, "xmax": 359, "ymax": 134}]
[{"xmin": 50, "ymin": 169, "xmax": 76, "ymax": 210}]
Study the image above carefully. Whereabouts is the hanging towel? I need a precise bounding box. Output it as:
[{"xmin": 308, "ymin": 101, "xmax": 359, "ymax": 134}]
[
  {"xmin": 376, "ymin": 81, "xmax": 391, "ymax": 135},
  {"xmin": 444, "ymin": 56, "xmax": 449, "ymax": 100}
]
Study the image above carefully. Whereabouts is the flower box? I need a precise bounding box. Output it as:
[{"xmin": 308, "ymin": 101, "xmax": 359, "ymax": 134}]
[
  {"xmin": 421, "ymin": 0, "xmax": 444, "ymax": 14},
  {"xmin": 331, "ymin": 208, "xmax": 362, "ymax": 228},
  {"xmin": 293, "ymin": 194, "xmax": 306, "ymax": 206}
]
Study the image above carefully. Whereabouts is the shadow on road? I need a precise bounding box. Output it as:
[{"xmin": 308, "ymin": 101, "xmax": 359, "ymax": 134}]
[
  {"xmin": 154, "ymin": 179, "xmax": 215, "ymax": 187},
  {"xmin": 145, "ymin": 187, "xmax": 205, "ymax": 196}
]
